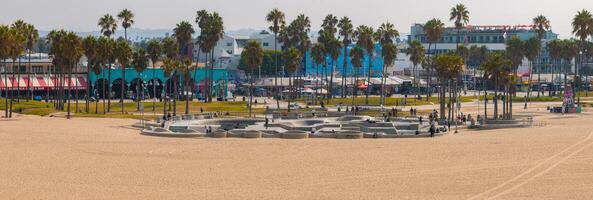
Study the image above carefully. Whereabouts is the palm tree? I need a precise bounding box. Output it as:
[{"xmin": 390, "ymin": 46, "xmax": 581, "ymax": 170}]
[
  {"xmin": 98, "ymin": 14, "xmax": 117, "ymax": 112},
  {"xmin": 7, "ymin": 27, "xmax": 25, "ymax": 117},
  {"xmin": 311, "ymin": 43, "xmax": 326, "ymax": 104},
  {"xmin": 561, "ymin": 39, "xmax": 578, "ymax": 95},
  {"xmin": 266, "ymin": 8, "xmax": 285, "ymax": 109},
  {"xmin": 0, "ymin": 25, "xmax": 12, "ymax": 117},
  {"xmin": 82, "ymin": 36, "xmax": 98, "ymax": 113},
  {"xmin": 350, "ymin": 46, "xmax": 364, "ymax": 107},
  {"xmin": 117, "ymin": 9, "xmax": 134, "ymax": 43},
  {"xmin": 146, "ymin": 39, "xmax": 162, "ymax": 111},
  {"xmin": 338, "ymin": 16, "xmax": 354, "ymax": 98},
  {"xmin": 132, "ymin": 48, "xmax": 148, "ymax": 111},
  {"xmin": 354, "ymin": 25, "xmax": 375, "ymax": 105},
  {"xmin": 424, "ymin": 19, "xmax": 445, "ymax": 101},
  {"xmin": 319, "ymin": 14, "xmax": 340, "ymax": 101},
  {"xmin": 241, "ymin": 41, "xmax": 264, "ymax": 117},
  {"xmin": 173, "ymin": 21, "xmax": 195, "ymax": 114},
  {"xmin": 24, "ymin": 24, "xmax": 38, "ymax": 101},
  {"xmin": 533, "ymin": 15, "xmax": 551, "ymax": 97},
  {"xmin": 283, "ymin": 47, "xmax": 302, "ymax": 112},
  {"xmin": 449, "ymin": 3, "xmax": 469, "ymax": 49},
  {"xmin": 380, "ymin": 43, "xmax": 397, "ymax": 106},
  {"xmin": 406, "ymin": 40, "xmax": 425, "ymax": 95},
  {"xmin": 481, "ymin": 52, "xmax": 512, "ymax": 120},
  {"xmin": 505, "ymin": 36, "xmax": 524, "ymax": 118},
  {"xmin": 547, "ymin": 39, "xmax": 562, "ymax": 96},
  {"xmin": 11, "ymin": 20, "xmax": 28, "ymax": 102},
  {"xmin": 114, "ymin": 39, "xmax": 133, "ymax": 114},
  {"xmin": 195, "ymin": 11, "xmax": 224, "ymax": 103},
  {"xmin": 434, "ymin": 53, "xmax": 464, "ymax": 121},
  {"xmin": 63, "ymin": 32, "xmax": 83, "ymax": 119},
  {"xmin": 572, "ymin": 10, "xmax": 593, "ymax": 93},
  {"xmin": 523, "ymin": 37, "xmax": 541, "ymax": 109},
  {"xmin": 375, "ymin": 22, "xmax": 399, "ymax": 105},
  {"xmin": 162, "ymin": 37, "xmax": 179, "ymax": 116},
  {"xmin": 96, "ymin": 36, "xmax": 115, "ymax": 114}
]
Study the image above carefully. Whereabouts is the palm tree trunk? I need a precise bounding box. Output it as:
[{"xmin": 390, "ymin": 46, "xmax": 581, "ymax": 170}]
[
  {"xmin": 137, "ymin": 73, "xmax": 141, "ymax": 111},
  {"xmin": 16, "ymin": 57, "xmax": 22, "ymax": 102},
  {"xmin": 27, "ymin": 51, "xmax": 32, "ymax": 101},
  {"xmin": 107, "ymin": 62, "xmax": 112, "ymax": 112},
  {"xmin": 152, "ymin": 64, "xmax": 157, "ymax": 112},
  {"xmin": 173, "ymin": 74, "xmax": 178, "ymax": 116},
  {"xmin": 426, "ymin": 43, "xmax": 432, "ymax": 101},
  {"xmin": 352, "ymin": 68, "xmax": 357, "ymax": 106},
  {"xmin": 163, "ymin": 77, "xmax": 168, "ymax": 117},
  {"xmin": 365, "ymin": 54, "xmax": 372, "ymax": 105},
  {"xmin": 524, "ymin": 61, "xmax": 533, "ymax": 109},
  {"xmin": 380, "ymin": 63, "xmax": 386, "ymax": 106},
  {"xmin": 67, "ymin": 64, "xmax": 72, "ymax": 119},
  {"xmin": 86, "ymin": 63, "xmax": 91, "ymax": 113},
  {"xmin": 342, "ymin": 46, "xmax": 348, "ymax": 98},
  {"xmin": 121, "ymin": 64, "xmax": 126, "ymax": 114},
  {"xmin": 494, "ymin": 79, "xmax": 499, "ymax": 120},
  {"xmin": 329, "ymin": 59, "xmax": 335, "ymax": 101}
]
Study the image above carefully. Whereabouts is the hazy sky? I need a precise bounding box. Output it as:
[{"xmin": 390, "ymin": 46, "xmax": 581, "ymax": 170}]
[{"xmin": 0, "ymin": 0, "xmax": 591, "ymax": 38}]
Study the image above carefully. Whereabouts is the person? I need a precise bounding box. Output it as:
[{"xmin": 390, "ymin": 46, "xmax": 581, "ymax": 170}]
[
  {"xmin": 167, "ymin": 113, "xmax": 172, "ymax": 121},
  {"xmin": 312, "ymin": 109, "xmax": 316, "ymax": 117},
  {"xmin": 337, "ymin": 106, "xmax": 341, "ymax": 112},
  {"xmin": 429, "ymin": 122, "xmax": 435, "ymax": 137},
  {"xmin": 242, "ymin": 96, "xmax": 246, "ymax": 101},
  {"xmin": 311, "ymin": 127, "xmax": 316, "ymax": 134},
  {"xmin": 419, "ymin": 116, "xmax": 423, "ymax": 125},
  {"xmin": 200, "ymin": 107, "xmax": 203, "ymax": 113},
  {"xmin": 265, "ymin": 117, "xmax": 269, "ymax": 129},
  {"xmin": 410, "ymin": 107, "xmax": 413, "ymax": 116}
]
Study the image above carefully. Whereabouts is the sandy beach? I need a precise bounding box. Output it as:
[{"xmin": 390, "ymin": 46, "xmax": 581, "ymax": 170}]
[{"xmin": 1, "ymin": 106, "xmax": 592, "ymax": 199}]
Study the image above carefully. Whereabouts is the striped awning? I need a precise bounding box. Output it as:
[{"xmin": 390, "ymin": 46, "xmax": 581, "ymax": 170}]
[{"xmin": 0, "ymin": 75, "xmax": 88, "ymax": 90}]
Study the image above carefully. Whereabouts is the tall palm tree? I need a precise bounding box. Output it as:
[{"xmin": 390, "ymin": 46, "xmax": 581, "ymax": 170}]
[
  {"xmin": 380, "ymin": 43, "xmax": 397, "ymax": 106},
  {"xmin": 63, "ymin": 32, "xmax": 83, "ymax": 119},
  {"xmin": 434, "ymin": 54, "xmax": 464, "ymax": 121},
  {"xmin": 572, "ymin": 10, "xmax": 593, "ymax": 93},
  {"xmin": 117, "ymin": 9, "xmax": 134, "ymax": 43},
  {"xmin": 114, "ymin": 39, "xmax": 133, "ymax": 114},
  {"xmin": 162, "ymin": 37, "xmax": 179, "ymax": 116},
  {"xmin": 196, "ymin": 11, "xmax": 224, "ymax": 103},
  {"xmin": 533, "ymin": 15, "xmax": 551, "ymax": 97},
  {"xmin": 547, "ymin": 39, "xmax": 562, "ymax": 96},
  {"xmin": 146, "ymin": 39, "xmax": 162, "ymax": 112},
  {"xmin": 481, "ymin": 52, "xmax": 512, "ymax": 120},
  {"xmin": 311, "ymin": 43, "xmax": 326, "ymax": 103},
  {"xmin": 354, "ymin": 25, "xmax": 375, "ymax": 105},
  {"xmin": 319, "ymin": 14, "xmax": 340, "ymax": 101},
  {"xmin": 505, "ymin": 36, "xmax": 524, "ymax": 118},
  {"xmin": 266, "ymin": 8, "xmax": 285, "ymax": 109},
  {"xmin": 350, "ymin": 46, "xmax": 364, "ymax": 106},
  {"xmin": 6, "ymin": 27, "xmax": 25, "ymax": 117},
  {"xmin": 283, "ymin": 47, "xmax": 301, "ymax": 112},
  {"xmin": 96, "ymin": 36, "xmax": 115, "ymax": 114},
  {"xmin": 0, "ymin": 25, "xmax": 12, "ymax": 117},
  {"xmin": 561, "ymin": 39, "xmax": 578, "ymax": 95},
  {"xmin": 338, "ymin": 16, "xmax": 354, "ymax": 98},
  {"xmin": 173, "ymin": 21, "xmax": 195, "ymax": 114},
  {"xmin": 424, "ymin": 19, "xmax": 445, "ymax": 101},
  {"xmin": 11, "ymin": 20, "xmax": 28, "ymax": 102},
  {"xmin": 98, "ymin": 14, "xmax": 117, "ymax": 112},
  {"xmin": 406, "ymin": 40, "xmax": 425, "ymax": 94},
  {"xmin": 449, "ymin": 3, "xmax": 469, "ymax": 49},
  {"xmin": 132, "ymin": 48, "xmax": 148, "ymax": 111},
  {"xmin": 24, "ymin": 24, "xmax": 38, "ymax": 101},
  {"xmin": 523, "ymin": 37, "xmax": 541, "ymax": 109},
  {"xmin": 82, "ymin": 36, "xmax": 98, "ymax": 113},
  {"xmin": 375, "ymin": 22, "xmax": 399, "ymax": 105},
  {"xmin": 241, "ymin": 41, "xmax": 264, "ymax": 117}
]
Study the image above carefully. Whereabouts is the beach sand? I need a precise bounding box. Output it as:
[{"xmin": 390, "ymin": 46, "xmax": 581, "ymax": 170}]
[{"xmin": 1, "ymin": 106, "xmax": 592, "ymax": 199}]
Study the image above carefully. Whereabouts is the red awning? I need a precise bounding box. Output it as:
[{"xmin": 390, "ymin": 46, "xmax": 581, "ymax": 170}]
[{"xmin": 0, "ymin": 75, "xmax": 88, "ymax": 90}]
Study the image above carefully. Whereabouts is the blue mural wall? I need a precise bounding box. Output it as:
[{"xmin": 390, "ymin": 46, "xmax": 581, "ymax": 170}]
[
  {"xmin": 89, "ymin": 68, "xmax": 229, "ymax": 86},
  {"xmin": 303, "ymin": 44, "xmax": 385, "ymax": 77}
]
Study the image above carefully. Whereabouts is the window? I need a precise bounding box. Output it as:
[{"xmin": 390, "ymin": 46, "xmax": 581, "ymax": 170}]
[
  {"xmin": 263, "ymin": 42, "xmax": 269, "ymax": 47},
  {"xmin": 226, "ymin": 42, "xmax": 232, "ymax": 47}
]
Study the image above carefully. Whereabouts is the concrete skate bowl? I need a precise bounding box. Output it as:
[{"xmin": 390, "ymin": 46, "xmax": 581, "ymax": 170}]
[
  {"xmin": 336, "ymin": 131, "xmax": 364, "ymax": 139},
  {"xmin": 291, "ymin": 119, "xmax": 327, "ymax": 126},
  {"xmin": 141, "ymin": 127, "xmax": 205, "ymax": 138},
  {"xmin": 210, "ymin": 130, "xmax": 228, "ymax": 138},
  {"xmin": 189, "ymin": 118, "xmax": 264, "ymax": 127},
  {"xmin": 337, "ymin": 115, "xmax": 370, "ymax": 122},
  {"xmin": 229, "ymin": 130, "xmax": 263, "ymax": 138},
  {"xmin": 281, "ymin": 130, "xmax": 309, "ymax": 139}
]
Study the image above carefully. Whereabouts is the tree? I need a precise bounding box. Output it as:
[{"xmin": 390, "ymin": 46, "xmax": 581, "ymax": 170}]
[
  {"xmin": 424, "ymin": 18, "xmax": 445, "ymax": 101},
  {"xmin": 547, "ymin": 39, "xmax": 562, "ymax": 96},
  {"xmin": 505, "ymin": 36, "xmax": 524, "ymax": 118},
  {"xmin": 162, "ymin": 37, "xmax": 179, "ymax": 116},
  {"xmin": 406, "ymin": 40, "xmax": 425, "ymax": 94},
  {"xmin": 533, "ymin": 15, "xmax": 551, "ymax": 97},
  {"xmin": 338, "ymin": 17, "xmax": 354, "ymax": 98},
  {"xmin": 6, "ymin": 26, "xmax": 25, "ymax": 117},
  {"xmin": 98, "ymin": 14, "xmax": 117, "ymax": 112},
  {"xmin": 173, "ymin": 21, "xmax": 195, "ymax": 114},
  {"xmin": 266, "ymin": 8, "xmax": 285, "ymax": 109},
  {"xmin": 117, "ymin": 9, "xmax": 135, "ymax": 42},
  {"xmin": 380, "ymin": 43, "xmax": 397, "ymax": 106},
  {"xmin": 132, "ymin": 48, "xmax": 148, "ymax": 111},
  {"xmin": 523, "ymin": 37, "xmax": 541, "ymax": 109},
  {"xmin": 311, "ymin": 43, "xmax": 326, "ymax": 103},
  {"xmin": 241, "ymin": 41, "xmax": 264, "ymax": 117},
  {"xmin": 282, "ymin": 47, "xmax": 302, "ymax": 112},
  {"xmin": 146, "ymin": 39, "xmax": 162, "ymax": 111},
  {"xmin": 319, "ymin": 14, "xmax": 341, "ymax": 101},
  {"xmin": 354, "ymin": 25, "xmax": 375, "ymax": 105},
  {"xmin": 96, "ymin": 36, "xmax": 115, "ymax": 114},
  {"xmin": 434, "ymin": 53, "xmax": 464, "ymax": 121},
  {"xmin": 350, "ymin": 46, "xmax": 364, "ymax": 106},
  {"xmin": 0, "ymin": 25, "xmax": 12, "ymax": 117},
  {"xmin": 23, "ymin": 23, "xmax": 38, "ymax": 101},
  {"xmin": 572, "ymin": 10, "xmax": 593, "ymax": 93},
  {"xmin": 450, "ymin": 3, "xmax": 469, "ymax": 49},
  {"xmin": 114, "ymin": 39, "xmax": 133, "ymax": 114},
  {"xmin": 481, "ymin": 52, "xmax": 512, "ymax": 120},
  {"xmin": 11, "ymin": 20, "xmax": 28, "ymax": 102},
  {"xmin": 375, "ymin": 22, "xmax": 399, "ymax": 105},
  {"xmin": 82, "ymin": 36, "xmax": 98, "ymax": 113}
]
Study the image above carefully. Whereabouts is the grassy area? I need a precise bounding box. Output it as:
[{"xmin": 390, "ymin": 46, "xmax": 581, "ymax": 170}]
[
  {"xmin": 0, "ymin": 98, "xmax": 264, "ymax": 119},
  {"xmin": 478, "ymin": 95, "xmax": 562, "ymax": 102},
  {"xmin": 305, "ymin": 96, "xmax": 475, "ymax": 107}
]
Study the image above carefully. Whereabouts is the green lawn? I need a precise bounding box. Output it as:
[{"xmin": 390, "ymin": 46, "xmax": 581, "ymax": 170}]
[{"xmin": 0, "ymin": 98, "xmax": 264, "ymax": 119}]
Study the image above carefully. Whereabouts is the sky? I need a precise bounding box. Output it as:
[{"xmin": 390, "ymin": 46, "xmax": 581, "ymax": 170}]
[{"xmin": 0, "ymin": 0, "xmax": 591, "ymax": 38}]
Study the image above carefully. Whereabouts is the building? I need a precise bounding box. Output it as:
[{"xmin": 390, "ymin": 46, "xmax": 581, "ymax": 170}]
[{"xmin": 408, "ymin": 23, "xmax": 560, "ymax": 73}]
